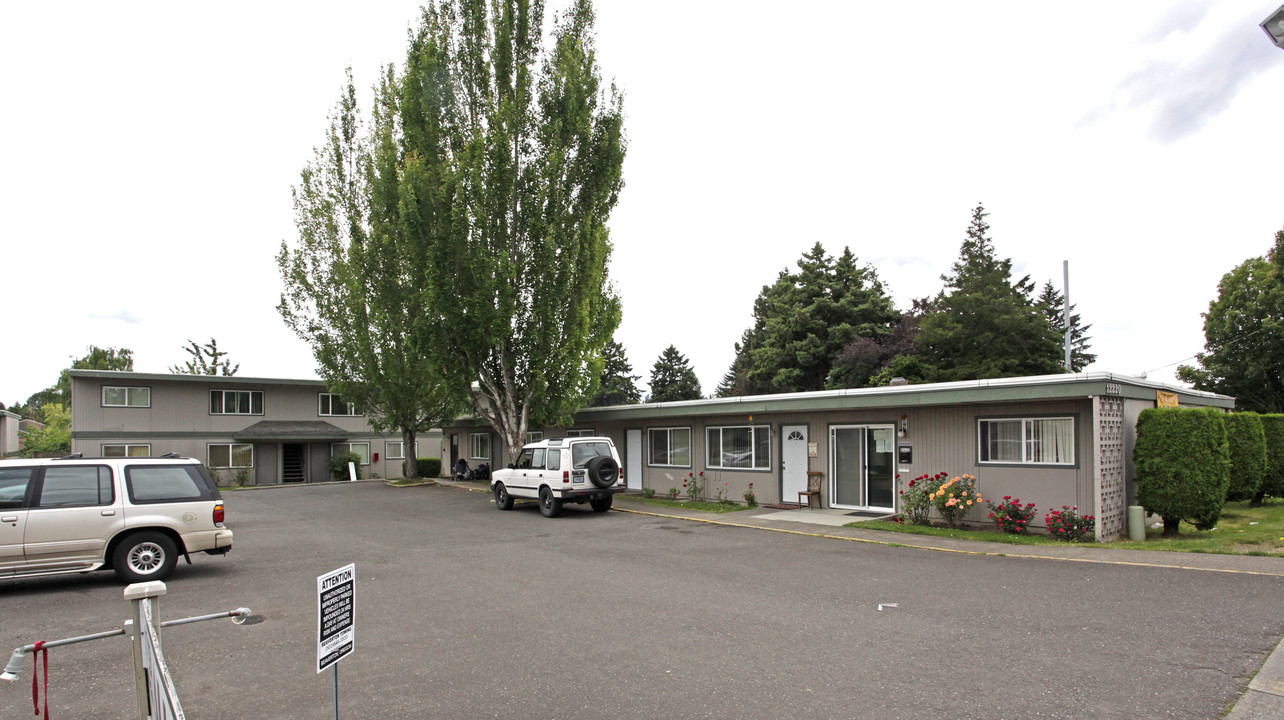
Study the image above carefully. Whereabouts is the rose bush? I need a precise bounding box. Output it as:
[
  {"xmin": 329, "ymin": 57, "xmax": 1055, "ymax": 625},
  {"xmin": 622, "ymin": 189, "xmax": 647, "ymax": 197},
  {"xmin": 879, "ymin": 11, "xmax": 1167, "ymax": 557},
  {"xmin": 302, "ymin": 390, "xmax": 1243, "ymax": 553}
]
[{"xmin": 987, "ymin": 496, "xmax": 1036, "ymax": 534}]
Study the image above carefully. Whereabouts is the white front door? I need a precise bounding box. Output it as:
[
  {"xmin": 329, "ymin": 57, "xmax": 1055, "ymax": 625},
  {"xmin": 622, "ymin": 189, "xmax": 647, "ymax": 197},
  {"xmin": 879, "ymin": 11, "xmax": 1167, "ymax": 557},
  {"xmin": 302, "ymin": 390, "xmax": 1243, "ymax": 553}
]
[
  {"xmin": 626, "ymin": 429, "xmax": 642, "ymax": 491},
  {"xmin": 781, "ymin": 425, "xmax": 809, "ymax": 505}
]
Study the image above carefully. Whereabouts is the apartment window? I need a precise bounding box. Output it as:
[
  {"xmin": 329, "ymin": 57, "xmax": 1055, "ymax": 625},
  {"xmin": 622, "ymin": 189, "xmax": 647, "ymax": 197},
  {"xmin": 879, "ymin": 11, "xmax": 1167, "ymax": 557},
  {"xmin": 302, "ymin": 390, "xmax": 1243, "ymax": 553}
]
[
  {"xmin": 210, "ymin": 389, "xmax": 263, "ymax": 415},
  {"xmin": 978, "ymin": 417, "xmax": 1075, "ymax": 465},
  {"xmin": 566, "ymin": 429, "xmax": 594, "ymax": 437},
  {"xmin": 525, "ymin": 431, "xmax": 544, "ymax": 444},
  {"xmin": 319, "ymin": 393, "xmax": 361, "ymax": 416},
  {"xmin": 332, "ymin": 442, "xmax": 371, "ymax": 465},
  {"xmin": 648, "ymin": 427, "xmax": 691, "ymax": 467},
  {"xmin": 470, "ymin": 433, "xmax": 491, "ymax": 460},
  {"xmin": 103, "ymin": 444, "xmax": 151, "ymax": 458},
  {"xmin": 386, "ymin": 441, "xmax": 419, "ymax": 460},
  {"xmin": 208, "ymin": 443, "xmax": 254, "ymax": 468},
  {"xmin": 102, "ymin": 386, "xmax": 150, "ymax": 408},
  {"xmin": 707, "ymin": 425, "xmax": 771, "ymax": 470}
]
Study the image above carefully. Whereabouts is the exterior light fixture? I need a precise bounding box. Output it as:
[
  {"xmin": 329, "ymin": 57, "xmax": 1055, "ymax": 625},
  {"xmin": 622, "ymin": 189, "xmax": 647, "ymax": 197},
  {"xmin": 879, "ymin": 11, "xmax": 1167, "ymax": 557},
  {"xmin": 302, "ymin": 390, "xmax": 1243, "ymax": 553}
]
[
  {"xmin": 1263, "ymin": 4, "xmax": 1284, "ymax": 49},
  {"xmin": 899, "ymin": 415, "xmax": 908, "ymax": 438}
]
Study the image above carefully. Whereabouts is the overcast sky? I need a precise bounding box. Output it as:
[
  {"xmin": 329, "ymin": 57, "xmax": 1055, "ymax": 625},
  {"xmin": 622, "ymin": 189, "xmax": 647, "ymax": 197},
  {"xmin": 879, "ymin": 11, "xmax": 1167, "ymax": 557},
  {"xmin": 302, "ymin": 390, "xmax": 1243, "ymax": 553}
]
[{"xmin": 3, "ymin": 1, "xmax": 1283, "ymax": 405}]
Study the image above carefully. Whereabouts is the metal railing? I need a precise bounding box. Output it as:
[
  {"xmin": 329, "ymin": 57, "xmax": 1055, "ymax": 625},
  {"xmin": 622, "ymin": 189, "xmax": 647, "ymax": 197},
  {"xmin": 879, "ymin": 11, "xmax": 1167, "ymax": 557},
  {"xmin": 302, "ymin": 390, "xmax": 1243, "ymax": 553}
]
[{"xmin": 2, "ymin": 581, "xmax": 249, "ymax": 720}]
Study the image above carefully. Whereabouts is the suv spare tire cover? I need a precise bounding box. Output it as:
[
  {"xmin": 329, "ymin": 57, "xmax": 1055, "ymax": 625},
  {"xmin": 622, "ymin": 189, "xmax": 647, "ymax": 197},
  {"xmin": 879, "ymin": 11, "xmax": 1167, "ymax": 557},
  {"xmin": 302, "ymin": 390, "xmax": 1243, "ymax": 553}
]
[{"xmin": 585, "ymin": 455, "xmax": 619, "ymax": 489}]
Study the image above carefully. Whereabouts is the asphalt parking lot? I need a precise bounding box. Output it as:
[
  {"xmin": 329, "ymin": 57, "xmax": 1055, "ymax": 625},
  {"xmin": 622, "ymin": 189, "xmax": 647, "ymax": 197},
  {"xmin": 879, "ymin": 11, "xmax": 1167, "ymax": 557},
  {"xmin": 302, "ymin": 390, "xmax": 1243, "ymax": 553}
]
[{"xmin": 3, "ymin": 481, "xmax": 1283, "ymax": 719}]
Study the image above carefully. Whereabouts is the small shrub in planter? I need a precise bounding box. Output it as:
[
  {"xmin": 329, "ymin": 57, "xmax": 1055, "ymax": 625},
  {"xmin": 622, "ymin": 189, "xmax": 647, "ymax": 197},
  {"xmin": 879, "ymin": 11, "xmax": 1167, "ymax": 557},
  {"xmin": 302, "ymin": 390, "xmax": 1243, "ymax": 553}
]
[
  {"xmin": 667, "ymin": 486, "xmax": 680, "ymax": 500},
  {"xmin": 743, "ymin": 482, "xmax": 757, "ymax": 507},
  {"xmin": 642, "ymin": 487, "xmax": 657, "ymax": 498},
  {"xmin": 1045, "ymin": 505, "xmax": 1095, "ymax": 541},
  {"xmin": 987, "ymin": 496, "xmax": 1036, "ymax": 534},
  {"xmin": 327, "ymin": 452, "xmax": 363, "ymax": 481}
]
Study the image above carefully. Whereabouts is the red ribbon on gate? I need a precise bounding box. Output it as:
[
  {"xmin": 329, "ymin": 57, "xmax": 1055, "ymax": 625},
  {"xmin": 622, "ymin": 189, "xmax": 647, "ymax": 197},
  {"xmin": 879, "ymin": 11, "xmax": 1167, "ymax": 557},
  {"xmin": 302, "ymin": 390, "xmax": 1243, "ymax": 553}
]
[{"xmin": 31, "ymin": 640, "xmax": 48, "ymax": 718}]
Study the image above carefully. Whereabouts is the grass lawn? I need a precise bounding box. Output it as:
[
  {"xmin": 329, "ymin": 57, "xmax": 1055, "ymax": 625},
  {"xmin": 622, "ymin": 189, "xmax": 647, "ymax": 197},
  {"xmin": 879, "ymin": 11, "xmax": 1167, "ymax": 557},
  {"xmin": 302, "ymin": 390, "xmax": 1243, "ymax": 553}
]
[
  {"xmin": 622, "ymin": 496, "xmax": 752, "ymax": 513},
  {"xmin": 848, "ymin": 499, "xmax": 1284, "ymax": 556}
]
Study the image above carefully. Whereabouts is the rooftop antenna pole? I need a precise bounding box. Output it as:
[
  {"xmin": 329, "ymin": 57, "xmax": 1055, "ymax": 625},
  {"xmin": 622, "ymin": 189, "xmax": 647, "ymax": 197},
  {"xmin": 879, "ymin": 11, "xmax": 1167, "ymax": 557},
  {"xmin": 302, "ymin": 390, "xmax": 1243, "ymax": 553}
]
[{"xmin": 1063, "ymin": 260, "xmax": 1072, "ymax": 371}]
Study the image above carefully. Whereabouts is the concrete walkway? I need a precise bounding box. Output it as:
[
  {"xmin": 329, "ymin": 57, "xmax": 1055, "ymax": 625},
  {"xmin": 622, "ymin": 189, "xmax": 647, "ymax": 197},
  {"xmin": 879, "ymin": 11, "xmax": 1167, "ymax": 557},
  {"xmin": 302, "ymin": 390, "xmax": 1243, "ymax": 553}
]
[{"xmin": 441, "ymin": 478, "xmax": 1284, "ymax": 718}]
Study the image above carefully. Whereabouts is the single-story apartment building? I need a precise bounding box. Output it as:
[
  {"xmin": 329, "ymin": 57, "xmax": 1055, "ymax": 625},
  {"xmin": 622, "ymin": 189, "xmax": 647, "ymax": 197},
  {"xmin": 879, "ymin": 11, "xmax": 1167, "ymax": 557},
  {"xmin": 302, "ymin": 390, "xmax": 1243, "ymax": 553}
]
[
  {"xmin": 69, "ymin": 370, "xmax": 438, "ymax": 483},
  {"xmin": 439, "ymin": 373, "xmax": 1234, "ymax": 540}
]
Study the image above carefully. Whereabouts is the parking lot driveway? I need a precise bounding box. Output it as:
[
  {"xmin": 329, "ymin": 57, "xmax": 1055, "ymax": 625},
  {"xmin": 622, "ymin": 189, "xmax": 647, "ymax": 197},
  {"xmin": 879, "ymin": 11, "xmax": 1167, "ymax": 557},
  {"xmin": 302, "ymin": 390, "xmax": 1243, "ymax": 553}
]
[{"xmin": 3, "ymin": 482, "xmax": 1282, "ymax": 719}]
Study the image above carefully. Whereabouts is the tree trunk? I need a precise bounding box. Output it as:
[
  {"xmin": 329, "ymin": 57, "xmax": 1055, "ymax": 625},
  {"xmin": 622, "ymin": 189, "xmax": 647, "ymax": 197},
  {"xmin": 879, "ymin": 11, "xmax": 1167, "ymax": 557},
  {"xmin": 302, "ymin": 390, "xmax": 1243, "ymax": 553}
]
[
  {"xmin": 404, "ymin": 428, "xmax": 418, "ymax": 478},
  {"xmin": 1162, "ymin": 517, "xmax": 1181, "ymax": 536}
]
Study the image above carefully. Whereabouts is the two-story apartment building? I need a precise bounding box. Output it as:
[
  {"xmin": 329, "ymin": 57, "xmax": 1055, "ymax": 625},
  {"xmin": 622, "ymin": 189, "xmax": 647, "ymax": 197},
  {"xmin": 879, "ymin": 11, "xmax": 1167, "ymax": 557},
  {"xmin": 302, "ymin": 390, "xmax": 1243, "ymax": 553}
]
[{"xmin": 69, "ymin": 370, "xmax": 437, "ymax": 483}]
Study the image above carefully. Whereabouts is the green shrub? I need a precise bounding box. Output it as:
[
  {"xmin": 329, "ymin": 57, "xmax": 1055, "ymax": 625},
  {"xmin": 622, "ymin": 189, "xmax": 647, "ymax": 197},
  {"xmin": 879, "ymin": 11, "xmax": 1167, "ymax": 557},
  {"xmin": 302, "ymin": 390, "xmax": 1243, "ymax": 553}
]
[
  {"xmin": 1135, "ymin": 408, "xmax": 1230, "ymax": 535},
  {"xmin": 1254, "ymin": 414, "xmax": 1284, "ymax": 505},
  {"xmin": 402, "ymin": 457, "xmax": 441, "ymax": 478},
  {"xmin": 1224, "ymin": 412, "xmax": 1266, "ymax": 502},
  {"xmin": 327, "ymin": 452, "xmax": 363, "ymax": 481}
]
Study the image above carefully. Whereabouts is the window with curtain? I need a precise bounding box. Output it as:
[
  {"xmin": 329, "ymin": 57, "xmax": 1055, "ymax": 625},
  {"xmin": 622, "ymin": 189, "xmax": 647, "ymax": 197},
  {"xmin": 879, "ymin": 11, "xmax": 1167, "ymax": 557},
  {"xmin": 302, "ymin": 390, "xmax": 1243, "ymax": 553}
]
[{"xmin": 979, "ymin": 417, "xmax": 1074, "ymax": 465}]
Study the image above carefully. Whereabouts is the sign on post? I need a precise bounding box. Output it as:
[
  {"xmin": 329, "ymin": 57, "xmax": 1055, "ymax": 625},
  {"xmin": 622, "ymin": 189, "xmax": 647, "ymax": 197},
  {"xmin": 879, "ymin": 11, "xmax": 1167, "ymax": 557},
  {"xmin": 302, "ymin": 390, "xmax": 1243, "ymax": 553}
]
[{"xmin": 317, "ymin": 564, "xmax": 355, "ymax": 673}]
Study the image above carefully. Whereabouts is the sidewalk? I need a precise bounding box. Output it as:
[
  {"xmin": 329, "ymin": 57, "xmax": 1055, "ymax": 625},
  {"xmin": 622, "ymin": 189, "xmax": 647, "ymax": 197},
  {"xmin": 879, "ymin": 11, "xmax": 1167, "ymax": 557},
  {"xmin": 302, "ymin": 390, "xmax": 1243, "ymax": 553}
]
[{"xmin": 440, "ymin": 479, "xmax": 1284, "ymax": 718}]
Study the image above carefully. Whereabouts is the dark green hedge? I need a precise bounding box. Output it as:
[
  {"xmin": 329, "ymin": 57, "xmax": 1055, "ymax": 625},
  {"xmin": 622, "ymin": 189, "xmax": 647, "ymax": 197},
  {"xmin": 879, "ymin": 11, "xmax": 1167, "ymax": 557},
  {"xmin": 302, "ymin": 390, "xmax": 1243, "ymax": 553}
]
[
  {"xmin": 402, "ymin": 457, "xmax": 442, "ymax": 479},
  {"xmin": 1255, "ymin": 414, "xmax": 1284, "ymax": 504},
  {"xmin": 1134, "ymin": 407, "xmax": 1229, "ymax": 535},
  {"xmin": 1224, "ymin": 412, "xmax": 1266, "ymax": 502}
]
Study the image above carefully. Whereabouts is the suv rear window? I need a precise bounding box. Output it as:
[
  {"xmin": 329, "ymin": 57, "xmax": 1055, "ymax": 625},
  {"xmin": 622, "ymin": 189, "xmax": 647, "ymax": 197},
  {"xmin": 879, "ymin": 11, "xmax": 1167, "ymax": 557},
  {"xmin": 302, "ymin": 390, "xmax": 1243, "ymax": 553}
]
[
  {"xmin": 125, "ymin": 465, "xmax": 218, "ymax": 503},
  {"xmin": 571, "ymin": 441, "xmax": 612, "ymax": 468}
]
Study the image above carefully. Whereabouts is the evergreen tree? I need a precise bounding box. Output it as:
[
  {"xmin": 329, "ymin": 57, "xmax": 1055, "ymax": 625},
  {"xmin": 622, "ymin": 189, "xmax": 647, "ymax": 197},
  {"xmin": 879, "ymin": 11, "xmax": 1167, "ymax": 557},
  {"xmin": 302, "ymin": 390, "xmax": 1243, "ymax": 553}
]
[
  {"xmin": 589, "ymin": 340, "xmax": 641, "ymax": 406},
  {"xmin": 1178, "ymin": 249, "xmax": 1284, "ymax": 413},
  {"xmin": 727, "ymin": 243, "xmax": 900, "ymax": 395},
  {"xmin": 915, "ymin": 204, "xmax": 1063, "ymax": 381},
  {"xmin": 648, "ymin": 345, "xmax": 702, "ymax": 402},
  {"xmin": 1034, "ymin": 281, "xmax": 1096, "ymax": 372}
]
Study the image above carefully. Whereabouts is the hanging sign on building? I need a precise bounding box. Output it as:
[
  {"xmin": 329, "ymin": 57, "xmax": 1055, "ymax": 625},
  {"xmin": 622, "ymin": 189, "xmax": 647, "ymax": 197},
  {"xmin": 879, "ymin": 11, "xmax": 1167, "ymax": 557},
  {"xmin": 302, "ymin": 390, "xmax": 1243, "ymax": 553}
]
[{"xmin": 1156, "ymin": 391, "xmax": 1179, "ymax": 408}]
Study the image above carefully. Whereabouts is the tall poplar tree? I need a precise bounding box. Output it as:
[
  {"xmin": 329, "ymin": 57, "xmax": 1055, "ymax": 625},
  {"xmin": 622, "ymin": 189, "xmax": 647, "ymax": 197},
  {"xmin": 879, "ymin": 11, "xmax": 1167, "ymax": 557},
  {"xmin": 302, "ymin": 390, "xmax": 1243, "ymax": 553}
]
[
  {"xmin": 423, "ymin": 0, "xmax": 626, "ymax": 457},
  {"xmin": 915, "ymin": 204, "xmax": 1063, "ymax": 381},
  {"xmin": 279, "ymin": 67, "xmax": 468, "ymax": 478}
]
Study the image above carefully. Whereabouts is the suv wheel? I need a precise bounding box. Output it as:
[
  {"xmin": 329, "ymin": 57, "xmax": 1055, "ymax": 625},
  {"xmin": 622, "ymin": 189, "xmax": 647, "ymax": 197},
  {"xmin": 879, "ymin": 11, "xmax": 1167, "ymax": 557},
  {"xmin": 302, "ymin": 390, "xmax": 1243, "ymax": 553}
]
[
  {"xmin": 493, "ymin": 483, "xmax": 514, "ymax": 511},
  {"xmin": 538, "ymin": 486, "xmax": 562, "ymax": 518},
  {"xmin": 590, "ymin": 496, "xmax": 613, "ymax": 512},
  {"xmin": 113, "ymin": 531, "xmax": 178, "ymax": 583},
  {"xmin": 586, "ymin": 456, "xmax": 619, "ymax": 489}
]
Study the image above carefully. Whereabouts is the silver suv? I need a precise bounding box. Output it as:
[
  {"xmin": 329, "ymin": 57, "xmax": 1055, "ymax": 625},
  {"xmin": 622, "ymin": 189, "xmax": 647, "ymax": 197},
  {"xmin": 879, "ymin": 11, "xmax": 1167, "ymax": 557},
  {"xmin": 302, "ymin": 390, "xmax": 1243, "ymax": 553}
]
[
  {"xmin": 490, "ymin": 437, "xmax": 623, "ymax": 517},
  {"xmin": 0, "ymin": 454, "xmax": 233, "ymax": 583}
]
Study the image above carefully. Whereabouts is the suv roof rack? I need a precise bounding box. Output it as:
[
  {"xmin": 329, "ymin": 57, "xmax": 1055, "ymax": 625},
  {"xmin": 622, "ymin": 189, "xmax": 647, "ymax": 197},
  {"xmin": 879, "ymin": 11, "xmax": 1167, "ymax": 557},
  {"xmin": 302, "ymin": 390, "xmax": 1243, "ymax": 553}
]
[
  {"xmin": 55, "ymin": 452, "xmax": 84, "ymax": 460},
  {"xmin": 547, "ymin": 438, "xmax": 564, "ymax": 446},
  {"xmin": 161, "ymin": 452, "xmax": 181, "ymax": 458}
]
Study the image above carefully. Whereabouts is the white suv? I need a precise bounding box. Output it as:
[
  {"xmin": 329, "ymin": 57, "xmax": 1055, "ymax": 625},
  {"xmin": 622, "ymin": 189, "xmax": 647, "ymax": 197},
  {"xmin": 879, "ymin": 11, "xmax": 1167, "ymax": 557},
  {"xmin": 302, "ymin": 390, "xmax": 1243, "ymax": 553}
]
[
  {"xmin": 0, "ymin": 454, "xmax": 233, "ymax": 583},
  {"xmin": 490, "ymin": 437, "xmax": 623, "ymax": 517}
]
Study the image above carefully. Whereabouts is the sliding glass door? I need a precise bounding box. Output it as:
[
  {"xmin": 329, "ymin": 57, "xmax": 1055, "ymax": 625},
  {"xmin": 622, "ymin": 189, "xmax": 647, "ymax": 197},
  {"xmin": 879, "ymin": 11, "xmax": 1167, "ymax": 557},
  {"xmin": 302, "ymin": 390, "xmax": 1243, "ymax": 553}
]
[{"xmin": 829, "ymin": 425, "xmax": 895, "ymax": 511}]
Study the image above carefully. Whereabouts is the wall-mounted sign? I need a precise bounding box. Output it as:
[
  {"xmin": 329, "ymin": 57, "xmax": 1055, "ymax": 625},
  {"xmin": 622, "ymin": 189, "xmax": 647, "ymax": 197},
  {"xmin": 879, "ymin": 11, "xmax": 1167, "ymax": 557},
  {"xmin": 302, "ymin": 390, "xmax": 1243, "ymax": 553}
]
[
  {"xmin": 898, "ymin": 442, "xmax": 913, "ymax": 465},
  {"xmin": 1157, "ymin": 391, "xmax": 1179, "ymax": 408},
  {"xmin": 808, "ymin": 442, "xmax": 818, "ymax": 458}
]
